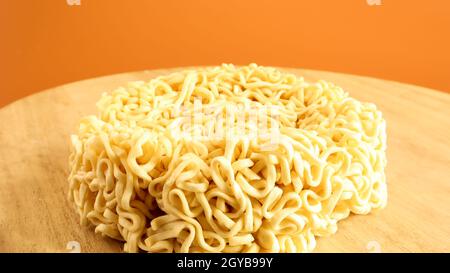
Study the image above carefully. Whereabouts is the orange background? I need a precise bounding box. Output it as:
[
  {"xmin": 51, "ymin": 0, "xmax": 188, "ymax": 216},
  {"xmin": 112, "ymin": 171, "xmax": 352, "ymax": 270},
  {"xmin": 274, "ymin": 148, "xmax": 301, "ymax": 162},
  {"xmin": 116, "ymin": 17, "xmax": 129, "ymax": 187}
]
[{"xmin": 1, "ymin": 0, "xmax": 449, "ymax": 107}]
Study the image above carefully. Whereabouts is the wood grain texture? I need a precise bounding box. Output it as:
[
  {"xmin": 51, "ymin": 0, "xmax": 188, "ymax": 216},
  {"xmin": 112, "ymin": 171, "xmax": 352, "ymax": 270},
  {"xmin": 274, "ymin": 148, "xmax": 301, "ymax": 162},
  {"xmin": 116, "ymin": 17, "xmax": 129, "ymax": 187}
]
[{"xmin": 0, "ymin": 68, "xmax": 449, "ymax": 253}]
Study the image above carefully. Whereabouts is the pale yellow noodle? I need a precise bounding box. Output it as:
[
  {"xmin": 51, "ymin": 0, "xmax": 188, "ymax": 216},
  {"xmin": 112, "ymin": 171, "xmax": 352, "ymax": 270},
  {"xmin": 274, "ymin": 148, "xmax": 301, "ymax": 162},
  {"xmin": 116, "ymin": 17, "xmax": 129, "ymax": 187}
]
[{"xmin": 68, "ymin": 64, "xmax": 387, "ymax": 253}]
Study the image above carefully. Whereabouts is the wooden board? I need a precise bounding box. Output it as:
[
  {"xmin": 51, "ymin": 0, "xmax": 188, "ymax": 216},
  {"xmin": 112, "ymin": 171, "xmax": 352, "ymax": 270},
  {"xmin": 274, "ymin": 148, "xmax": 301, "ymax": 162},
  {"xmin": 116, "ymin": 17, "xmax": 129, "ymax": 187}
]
[{"xmin": 0, "ymin": 68, "xmax": 449, "ymax": 253}]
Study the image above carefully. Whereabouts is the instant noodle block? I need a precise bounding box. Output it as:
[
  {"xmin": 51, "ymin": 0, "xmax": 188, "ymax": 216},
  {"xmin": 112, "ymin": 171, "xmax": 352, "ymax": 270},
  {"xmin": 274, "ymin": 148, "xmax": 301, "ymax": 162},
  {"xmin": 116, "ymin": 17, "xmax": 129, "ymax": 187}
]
[{"xmin": 68, "ymin": 64, "xmax": 387, "ymax": 253}]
